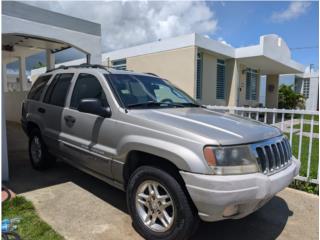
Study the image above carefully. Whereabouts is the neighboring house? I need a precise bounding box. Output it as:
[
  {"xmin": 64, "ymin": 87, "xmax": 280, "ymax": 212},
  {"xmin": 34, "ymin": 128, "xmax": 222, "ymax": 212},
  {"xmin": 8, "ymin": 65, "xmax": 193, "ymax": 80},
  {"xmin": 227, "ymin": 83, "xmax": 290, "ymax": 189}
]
[
  {"xmin": 295, "ymin": 69, "xmax": 319, "ymax": 111},
  {"xmin": 31, "ymin": 33, "xmax": 305, "ymax": 108}
]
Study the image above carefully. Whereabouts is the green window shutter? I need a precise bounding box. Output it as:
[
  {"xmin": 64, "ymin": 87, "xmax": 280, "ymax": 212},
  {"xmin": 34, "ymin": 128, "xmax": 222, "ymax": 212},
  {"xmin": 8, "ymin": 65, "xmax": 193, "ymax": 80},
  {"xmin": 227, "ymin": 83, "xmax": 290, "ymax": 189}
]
[
  {"xmin": 196, "ymin": 53, "xmax": 203, "ymax": 99},
  {"xmin": 216, "ymin": 59, "xmax": 225, "ymax": 100},
  {"xmin": 112, "ymin": 59, "xmax": 127, "ymax": 70},
  {"xmin": 246, "ymin": 68, "xmax": 258, "ymax": 100}
]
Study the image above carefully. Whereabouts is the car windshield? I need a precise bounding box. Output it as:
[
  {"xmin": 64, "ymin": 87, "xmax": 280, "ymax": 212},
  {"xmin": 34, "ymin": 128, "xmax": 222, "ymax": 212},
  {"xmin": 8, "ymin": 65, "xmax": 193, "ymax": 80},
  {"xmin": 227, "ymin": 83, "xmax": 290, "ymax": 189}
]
[{"xmin": 105, "ymin": 74, "xmax": 199, "ymax": 109}]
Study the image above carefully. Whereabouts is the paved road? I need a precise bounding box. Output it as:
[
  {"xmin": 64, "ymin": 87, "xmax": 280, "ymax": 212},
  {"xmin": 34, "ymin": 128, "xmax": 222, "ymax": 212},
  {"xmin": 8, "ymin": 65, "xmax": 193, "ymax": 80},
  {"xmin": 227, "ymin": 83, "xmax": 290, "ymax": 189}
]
[{"xmin": 5, "ymin": 122, "xmax": 319, "ymax": 240}]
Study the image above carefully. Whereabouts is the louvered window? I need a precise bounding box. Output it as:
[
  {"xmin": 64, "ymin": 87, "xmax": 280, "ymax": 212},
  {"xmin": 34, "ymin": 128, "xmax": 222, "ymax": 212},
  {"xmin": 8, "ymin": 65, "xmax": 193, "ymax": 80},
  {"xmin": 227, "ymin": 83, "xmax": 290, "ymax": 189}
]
[
  {"xmin": 196, "ymin": 53, "xmax": 203, "ymax": 99},
  {"xmin": 216, "ymin": 59, "xmax": 225, "ymax": 99},
  {"xmin": 303, "ymin": 79, "xmax": 310, "ymax": 98},
  {"xmin": 245, "ymin": 68, "xmax": 258, "ymax": 100},
  {"xmin": 112, "ymin": 59, "xmax": 127, "ymax": 70}
]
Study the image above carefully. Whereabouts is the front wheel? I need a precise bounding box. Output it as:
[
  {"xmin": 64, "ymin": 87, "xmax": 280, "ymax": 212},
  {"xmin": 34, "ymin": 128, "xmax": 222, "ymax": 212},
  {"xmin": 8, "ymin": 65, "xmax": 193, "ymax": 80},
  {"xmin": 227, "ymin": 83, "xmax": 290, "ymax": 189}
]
[{"xmin": 126, "ymin": 166, "xmax": 199, "ymax": 240}]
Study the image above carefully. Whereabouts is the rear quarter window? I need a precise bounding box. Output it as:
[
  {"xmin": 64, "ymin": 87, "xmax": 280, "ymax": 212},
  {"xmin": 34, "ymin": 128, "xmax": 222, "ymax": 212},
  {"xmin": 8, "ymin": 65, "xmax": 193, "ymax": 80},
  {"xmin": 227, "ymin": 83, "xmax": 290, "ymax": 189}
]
[{"xmin": 27, "ymin": 75, "xmax": 52, "ymax": 101}]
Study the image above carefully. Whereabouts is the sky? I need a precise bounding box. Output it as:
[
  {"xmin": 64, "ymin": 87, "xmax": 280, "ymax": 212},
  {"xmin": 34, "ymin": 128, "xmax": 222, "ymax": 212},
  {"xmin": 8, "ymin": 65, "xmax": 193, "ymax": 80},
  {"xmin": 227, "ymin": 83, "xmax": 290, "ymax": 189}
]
[
  {"xmin": 8, "ymin": 1, "xmax": 319, "ymax": 84},
  {"xmin": 9, "ymin": 1, "xmax": 319, "ymax": 69}
]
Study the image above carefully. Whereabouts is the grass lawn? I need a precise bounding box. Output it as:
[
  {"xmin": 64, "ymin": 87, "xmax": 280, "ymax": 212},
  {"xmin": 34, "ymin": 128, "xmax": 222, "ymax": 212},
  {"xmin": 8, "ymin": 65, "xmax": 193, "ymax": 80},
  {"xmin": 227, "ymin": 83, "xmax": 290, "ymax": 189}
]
[
  {"xmin": 2, "ymin": 196, "xmax": 63, "ymax": 240},
  {"xmin": 293, "ymin": 124, "xmax": 319, "ymax": 133},
  {"xmin": 285, "ymin": 133, "xmax": 319, "ymax": 179},
  {"xmin": 303, "ymin": 114, "xmax": 319, "ymax": 121},
  {"xmin": 294, "ymin": 114, "xmax": 319, "ymax": 122}
]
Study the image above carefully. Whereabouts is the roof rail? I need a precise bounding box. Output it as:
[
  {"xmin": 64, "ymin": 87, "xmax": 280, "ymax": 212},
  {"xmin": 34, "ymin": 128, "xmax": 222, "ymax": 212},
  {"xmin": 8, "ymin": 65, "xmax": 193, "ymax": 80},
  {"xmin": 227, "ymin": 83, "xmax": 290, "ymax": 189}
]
[
  {"xmin": 144, "ymin": 72, "xmax": 159, "ymax": 77},
  {"xmin": 45, "ymin": 63, "xmax": 113, "ymax": 73}
]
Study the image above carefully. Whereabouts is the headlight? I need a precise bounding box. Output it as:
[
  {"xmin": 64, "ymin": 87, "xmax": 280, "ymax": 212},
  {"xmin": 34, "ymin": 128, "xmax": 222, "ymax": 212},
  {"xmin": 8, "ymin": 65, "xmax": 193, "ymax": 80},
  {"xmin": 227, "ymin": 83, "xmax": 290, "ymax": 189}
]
[{"xmin": 203, "ymin": 145, "xmax": 259, "ymax": 175}]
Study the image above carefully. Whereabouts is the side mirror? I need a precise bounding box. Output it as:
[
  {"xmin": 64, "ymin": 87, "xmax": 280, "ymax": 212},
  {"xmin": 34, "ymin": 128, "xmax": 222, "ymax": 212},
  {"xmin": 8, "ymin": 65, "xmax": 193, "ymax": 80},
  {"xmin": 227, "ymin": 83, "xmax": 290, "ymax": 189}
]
[{"xmin": 78, "ymin": 98, "xmax": 111, "ymax": 118}]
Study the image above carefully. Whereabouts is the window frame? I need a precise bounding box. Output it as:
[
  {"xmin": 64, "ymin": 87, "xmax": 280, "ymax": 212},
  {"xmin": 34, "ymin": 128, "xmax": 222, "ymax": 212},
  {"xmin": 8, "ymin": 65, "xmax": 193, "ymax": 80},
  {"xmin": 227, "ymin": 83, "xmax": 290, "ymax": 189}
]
[
  {"xmin": 196, "ymin": 52, "xmax": 203, "ymax": 100},
  {"xmin": 69, "ymin": 73, "xmax": 108, "ymax": 110},
  {"xmin": 216, "ymin": 59, "xmax": 225, "ymax": 100},
  {"xmin": 303, "ymin": 79, "xmax": 310, "ymax": 98},
  {"xmin": 245, "ymin": 68, "xmax": 258, "ymax": 101},
  {"xmin": 27, "ymin": 74, "xmax": 52, "ymax": 101},
  {"xmin": 111, "ymin": 59, "xmax": 127, "ymax": 70},
  {"xmin": 42, "ymin": 73, "xmax": 74, "ymax": 107}
]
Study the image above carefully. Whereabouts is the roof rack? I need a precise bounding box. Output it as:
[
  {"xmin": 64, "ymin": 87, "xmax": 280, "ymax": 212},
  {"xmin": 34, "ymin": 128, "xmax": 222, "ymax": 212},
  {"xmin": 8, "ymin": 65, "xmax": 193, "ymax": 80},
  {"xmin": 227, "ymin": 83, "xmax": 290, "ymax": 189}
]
[
  {"xmin": 45, "ymin": 63, "xmax": 113, "ymax": 73},
  {"xmin": 144, "ymin": 72, "xmax": 159, "ymax": 77}
]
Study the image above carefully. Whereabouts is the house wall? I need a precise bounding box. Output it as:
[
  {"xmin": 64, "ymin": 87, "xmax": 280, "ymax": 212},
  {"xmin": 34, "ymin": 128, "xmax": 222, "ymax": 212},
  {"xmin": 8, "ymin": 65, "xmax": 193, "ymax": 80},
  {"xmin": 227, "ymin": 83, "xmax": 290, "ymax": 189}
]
[
  {"xmin": 296, "ymin": 76, "xmax": 319, "ymax": 110},
  {"xmin": 108, "ymin": 46, "xmax": 197, "ymax": 98},
  {"xmin": 4, "ymin": 91, "xmax": 28, "ymax": 122},
  {"xmin": 225, "ymin": 59, "xmax": 239, "ymax": 106},
  {"xmin": 307, "ymin": 76, "xmax": 319, "ymax": 110},
  {"xmin": 201, "ymin": 53, "xmax": 221, "ymax": 105}
]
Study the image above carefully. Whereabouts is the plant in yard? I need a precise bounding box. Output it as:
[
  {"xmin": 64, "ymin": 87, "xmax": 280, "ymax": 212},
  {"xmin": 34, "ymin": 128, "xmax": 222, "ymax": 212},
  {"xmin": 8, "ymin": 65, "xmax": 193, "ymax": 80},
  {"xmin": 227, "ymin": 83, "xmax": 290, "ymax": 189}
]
[
  {"xmin": 2, "ymin": 196, "xmax": 63, "ymax": 240},
  {"xmin": 289, "ymin": 180, "xmax": 319, "ymax": 195},
  {"xmin": 278, "ymin": 84, "xmax": 305, "ymax": 109}
]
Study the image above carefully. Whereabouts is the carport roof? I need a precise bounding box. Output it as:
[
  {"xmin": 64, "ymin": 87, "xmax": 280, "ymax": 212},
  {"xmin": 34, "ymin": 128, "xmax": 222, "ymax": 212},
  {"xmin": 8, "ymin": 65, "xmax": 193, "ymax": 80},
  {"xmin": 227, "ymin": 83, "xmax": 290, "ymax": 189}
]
[{"xmin": 2, "ymin": 2, "xmax": 101, "ymax": 36}]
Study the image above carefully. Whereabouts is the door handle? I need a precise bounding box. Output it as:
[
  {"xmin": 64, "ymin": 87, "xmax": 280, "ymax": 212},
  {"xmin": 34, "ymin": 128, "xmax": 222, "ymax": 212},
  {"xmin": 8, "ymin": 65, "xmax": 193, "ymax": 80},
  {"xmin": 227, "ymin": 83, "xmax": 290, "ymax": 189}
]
[
  {"xmin": 38, "ymin": 107, "xmax": 46, "ymax": 114},
  {"xmin": 64, "ymin": 115, "xmax": 76, "ymax": 124}
]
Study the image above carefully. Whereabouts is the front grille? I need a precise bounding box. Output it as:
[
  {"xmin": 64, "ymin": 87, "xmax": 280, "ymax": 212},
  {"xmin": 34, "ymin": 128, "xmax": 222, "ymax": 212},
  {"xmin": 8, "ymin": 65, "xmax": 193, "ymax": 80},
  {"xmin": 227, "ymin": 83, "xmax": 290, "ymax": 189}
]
[{"xmin": 252, "ymin": 136, "xmax": 292, "ymax": 175}]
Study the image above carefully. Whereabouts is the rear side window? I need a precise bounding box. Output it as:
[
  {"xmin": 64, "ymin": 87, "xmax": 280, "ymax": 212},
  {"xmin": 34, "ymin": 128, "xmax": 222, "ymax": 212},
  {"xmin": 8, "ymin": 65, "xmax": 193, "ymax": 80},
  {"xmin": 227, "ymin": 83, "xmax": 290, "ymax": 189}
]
[
  {"xmin": 27, "ymin": 75, "xmax": 52, "ymax": 101},
  {"xmin": 43, "ymin": 73, "xmax": 73, "ymax": 107},
  {"xmin": 70, "ymin": 73, "xmax": 107, "ymax": 109}
]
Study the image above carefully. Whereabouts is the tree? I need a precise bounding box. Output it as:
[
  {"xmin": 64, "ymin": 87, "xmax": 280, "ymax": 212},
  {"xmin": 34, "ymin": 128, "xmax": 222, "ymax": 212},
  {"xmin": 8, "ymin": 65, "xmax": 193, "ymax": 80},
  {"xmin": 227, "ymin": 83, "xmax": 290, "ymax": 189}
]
[
  {"xmin": 278, "ymin": 84, "xmax": 305, "ymax": 109},
  {"xmin": 32, "ymin": 61, "xmax": 46, "ymax": 69}
]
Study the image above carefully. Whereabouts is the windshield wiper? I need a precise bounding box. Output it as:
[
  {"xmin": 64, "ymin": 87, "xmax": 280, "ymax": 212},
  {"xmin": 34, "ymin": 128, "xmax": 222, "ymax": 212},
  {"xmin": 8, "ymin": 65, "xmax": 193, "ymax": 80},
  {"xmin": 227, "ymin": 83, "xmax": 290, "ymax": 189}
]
[
  {"xmin": 127, "ymin": 101, "xmax": 161, "ymax": 109},
  {"xmin": 127, "ymin": 101, "xmax": 184, "ymax": 109},
  {"xmin": 182, "ymin": 103, "xmax": 201, "ymax": 107}
]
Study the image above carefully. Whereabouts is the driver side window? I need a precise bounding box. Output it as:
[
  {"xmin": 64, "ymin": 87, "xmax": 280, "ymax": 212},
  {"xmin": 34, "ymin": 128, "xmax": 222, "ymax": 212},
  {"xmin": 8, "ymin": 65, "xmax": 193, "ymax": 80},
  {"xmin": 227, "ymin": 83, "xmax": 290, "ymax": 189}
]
[{"xmin": 70, "ymin": 73, "xmax": 107, "ymax": 109}]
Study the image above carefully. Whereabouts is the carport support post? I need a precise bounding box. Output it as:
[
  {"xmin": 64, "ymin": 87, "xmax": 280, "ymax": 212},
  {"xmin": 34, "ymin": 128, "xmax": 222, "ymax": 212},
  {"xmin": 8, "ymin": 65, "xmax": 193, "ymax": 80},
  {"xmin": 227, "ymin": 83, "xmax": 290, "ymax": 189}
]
[
  {"xmin": 265, "ymin": 74, "xmax": 279, "ymax": 122},
  {"xmin": 1, "ymin": 65, "xmax": 9, "ymax": 181},
  {"xmin": 19, "ymin": 56, "xmax": 28, "ymax": 91},
  {"xmin": 46, "ymin": 50, "xmax": 55, "ymax": 70},
  {"xmin": 2, "ymin": 63, "xmax": 8, "ymax": 92}
]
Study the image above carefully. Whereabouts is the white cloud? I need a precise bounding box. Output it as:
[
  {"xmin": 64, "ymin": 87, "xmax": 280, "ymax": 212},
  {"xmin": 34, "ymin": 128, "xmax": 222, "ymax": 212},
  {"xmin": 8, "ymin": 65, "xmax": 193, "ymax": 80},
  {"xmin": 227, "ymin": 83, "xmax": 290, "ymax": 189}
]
[
  {"xmin": 26, "ymin": 1, "xmax": 218, "ymax": 51},
  {"xmin": 217, "ymin": 37, "xmax": 232, "ymax": 47},
  {"xmin": 271, "ymin": 1, "xmax": 311, "ymax": 23}
]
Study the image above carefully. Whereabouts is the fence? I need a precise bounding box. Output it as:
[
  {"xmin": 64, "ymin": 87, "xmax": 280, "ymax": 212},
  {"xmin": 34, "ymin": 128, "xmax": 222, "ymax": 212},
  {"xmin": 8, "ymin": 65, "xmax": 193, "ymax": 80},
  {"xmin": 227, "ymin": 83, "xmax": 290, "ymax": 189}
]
[{"xmin": 207, "ymin": 106, "xmax": 319, "ymax": 184}]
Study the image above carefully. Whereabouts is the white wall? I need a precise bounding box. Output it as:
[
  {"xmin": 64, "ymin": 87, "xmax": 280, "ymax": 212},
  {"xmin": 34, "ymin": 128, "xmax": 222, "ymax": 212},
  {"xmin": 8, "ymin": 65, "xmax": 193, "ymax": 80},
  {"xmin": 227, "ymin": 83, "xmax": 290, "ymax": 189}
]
[{"xmin": 4, "ymin": 91, "xmax": 28, "ymax": 122}]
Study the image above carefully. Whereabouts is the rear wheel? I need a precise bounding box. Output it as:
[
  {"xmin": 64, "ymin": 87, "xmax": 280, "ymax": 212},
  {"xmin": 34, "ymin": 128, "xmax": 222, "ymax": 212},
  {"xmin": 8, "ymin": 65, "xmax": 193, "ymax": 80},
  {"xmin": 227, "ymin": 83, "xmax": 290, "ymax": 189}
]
[
  {"xmin": 29, "ymin": 129, "xmax": 55, "ymax": 170},
  {"xmin": 127, "ymin": 166, "xmax": 199, "ymax": 240}
]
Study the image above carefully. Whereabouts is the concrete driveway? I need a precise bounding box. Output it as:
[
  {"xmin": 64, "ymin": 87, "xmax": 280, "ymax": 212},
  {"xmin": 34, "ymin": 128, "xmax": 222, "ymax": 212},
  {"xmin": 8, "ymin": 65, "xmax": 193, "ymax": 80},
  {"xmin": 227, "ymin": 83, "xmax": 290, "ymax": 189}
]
[{"xmin": 5, "ymin": 122, "xmax": 319, "ymax": 240}]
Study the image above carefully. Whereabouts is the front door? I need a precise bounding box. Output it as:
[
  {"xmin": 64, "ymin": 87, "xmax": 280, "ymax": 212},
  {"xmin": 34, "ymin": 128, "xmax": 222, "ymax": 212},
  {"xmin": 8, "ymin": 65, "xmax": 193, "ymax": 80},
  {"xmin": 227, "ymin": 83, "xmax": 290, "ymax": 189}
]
[{"xmin": 60, "ymin": 73, "xmax": 114, "ymax": 178}]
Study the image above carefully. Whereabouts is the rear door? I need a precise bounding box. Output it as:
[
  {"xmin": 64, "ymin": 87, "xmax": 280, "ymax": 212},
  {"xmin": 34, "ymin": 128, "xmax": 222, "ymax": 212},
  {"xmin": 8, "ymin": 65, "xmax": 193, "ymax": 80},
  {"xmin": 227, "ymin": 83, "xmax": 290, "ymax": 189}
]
[
  {"xmin": 39, "ymin": 73, "xmax": 74, "ymax": 153},
  {"xmin": 24, "ymin": 74, "xmax": 52, "ymax": 125},
  {"xmin": 60, "ymin": 73, "xmax": 115, "ymax": 178}
]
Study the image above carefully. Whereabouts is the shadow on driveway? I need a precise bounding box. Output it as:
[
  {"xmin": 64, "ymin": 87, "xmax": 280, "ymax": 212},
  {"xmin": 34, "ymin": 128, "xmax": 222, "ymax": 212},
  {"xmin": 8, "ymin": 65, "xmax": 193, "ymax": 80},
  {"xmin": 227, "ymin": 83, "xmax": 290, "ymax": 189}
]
[{"xmin": 5, "ymin": 122, "xmax": 292, "ymax": 240}]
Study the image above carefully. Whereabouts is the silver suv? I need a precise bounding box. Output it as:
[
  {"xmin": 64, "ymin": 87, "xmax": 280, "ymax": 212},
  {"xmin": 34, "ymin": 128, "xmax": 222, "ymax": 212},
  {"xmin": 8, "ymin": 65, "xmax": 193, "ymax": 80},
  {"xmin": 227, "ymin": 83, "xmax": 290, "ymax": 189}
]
[{"xmin": 21, "ymin": 64, "xmax": 300, "ymax": 240}]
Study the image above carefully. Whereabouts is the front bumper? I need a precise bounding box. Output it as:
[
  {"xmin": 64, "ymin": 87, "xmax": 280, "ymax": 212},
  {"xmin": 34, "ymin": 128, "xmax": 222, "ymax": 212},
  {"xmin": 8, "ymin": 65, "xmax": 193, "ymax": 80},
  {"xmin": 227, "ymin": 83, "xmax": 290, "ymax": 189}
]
[{"xmin": 180, "ymin": 158, "xmax": 300, "ymax": 222}]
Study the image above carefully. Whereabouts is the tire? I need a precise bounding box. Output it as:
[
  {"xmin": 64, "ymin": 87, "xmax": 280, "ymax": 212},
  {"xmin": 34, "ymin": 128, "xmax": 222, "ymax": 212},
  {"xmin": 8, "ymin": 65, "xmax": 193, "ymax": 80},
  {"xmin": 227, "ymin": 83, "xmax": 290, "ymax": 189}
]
[
  {"xmin": 28, "ymin": 128, "xmax": 55, "ymax": 170},
  {"xmin": 126, "ymin": 166, "xmax": 199, "ymax": 240}
]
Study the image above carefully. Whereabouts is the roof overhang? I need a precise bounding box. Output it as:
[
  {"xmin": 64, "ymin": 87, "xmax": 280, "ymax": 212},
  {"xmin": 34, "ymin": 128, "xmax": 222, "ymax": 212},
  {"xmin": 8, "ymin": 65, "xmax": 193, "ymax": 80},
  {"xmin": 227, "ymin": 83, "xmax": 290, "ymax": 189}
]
[
  {"xmin": 234, "ymin": 35, "xmax": 304, "ymax": 74},
  {"xmin": 2, "ymin": 2, "xmax": 102, "ymax": 65}
]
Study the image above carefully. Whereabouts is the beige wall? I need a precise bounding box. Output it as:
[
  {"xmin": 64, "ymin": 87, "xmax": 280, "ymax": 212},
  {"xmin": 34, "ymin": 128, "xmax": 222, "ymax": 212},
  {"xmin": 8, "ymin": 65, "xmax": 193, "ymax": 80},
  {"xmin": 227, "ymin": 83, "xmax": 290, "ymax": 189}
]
[
  {"xmin": 113, "ymin": 47, "xmax": 197, "ymax": 98},
  {"xmin": 225, "ymin": 59, "xmax": 239, "ymax": 106},
  {"xmin": 201, "ymin": 53, "xmax": 228, "ymax": 106}
]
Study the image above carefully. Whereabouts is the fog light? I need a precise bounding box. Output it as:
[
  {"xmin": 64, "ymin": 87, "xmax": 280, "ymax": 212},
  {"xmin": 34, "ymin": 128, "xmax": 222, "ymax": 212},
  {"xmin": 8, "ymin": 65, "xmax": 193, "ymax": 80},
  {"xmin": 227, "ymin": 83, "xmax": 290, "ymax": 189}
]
[{"xmin": 223, "ymin": 204, "xmax": 239, "ymax": 217}]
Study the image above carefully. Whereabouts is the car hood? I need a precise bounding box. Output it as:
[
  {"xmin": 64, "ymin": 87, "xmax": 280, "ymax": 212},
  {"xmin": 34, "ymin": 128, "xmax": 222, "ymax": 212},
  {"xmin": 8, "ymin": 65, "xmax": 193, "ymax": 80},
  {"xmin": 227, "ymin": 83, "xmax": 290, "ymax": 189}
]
[{"xmin": 129, "ymin": 107, "xmax": 282, "ymax": 145}]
